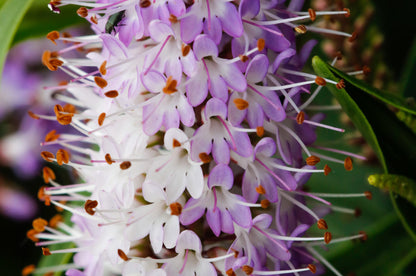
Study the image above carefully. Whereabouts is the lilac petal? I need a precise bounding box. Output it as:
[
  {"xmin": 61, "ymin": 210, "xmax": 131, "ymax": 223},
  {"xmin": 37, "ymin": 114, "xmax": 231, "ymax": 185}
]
[
  {"xmin": 275, "ymin": 126, "xmax": 293, "ymax": 165},
  {"xmin": 177, "ymin": 96, "xmax": 195, "ymax": 127},
  {"xmin": 218, "ymin": 2, "xmax": 243, "ymax": 38},
  {"xmin": 206, "ymin": 208, "xmax": 221, "ymax": 236},
  {"xmin": 299, "ymin": 39, "xmax": 318, "ymax": 66},
  {"xmin": 246, "ymin": 54, "xmax": 269, "ymax": 83},
  {"xmin": 247, "ymin": 101, "xmax": 264, "ymax": 127},
  {"xmin": 180, "ymin": 13, "xmax": 203, "ymax": 43},
  {"xmin": 164, "ymin": 128, "xmax": 188, "ymax": 150},
  {"xmin": 220, "ymin": 63, "xmax": 247, "ymax": 92},
  {"xmin": 227, "ymin": 92, "xmax": 246, "ymax": 126},
  {"xmin": 176, "ymin": 230, "xmax": 201, "ymax": 253},
  {"xmin": 265, "ymin": 238, "xmax": 291, "ymax": 261},
  {"xmin": 165, "ymin": 58, "xmax": 182, "ymax": 83},
  {"xmin": 212, "ymin": 138, "xmax": 231, "ymax": 164},
  {"xmin": 203, "ymin": 16, "xmax": 222, "ymax": 45},
  {"xmin": 271, "ymin": 48, "xmax": 296, "ymax": 73},
  {"xmin": 253, "ymin": 213, "xmax": 273, "ymax": 229},
  {"xmin": 255, "ymin": 137, "xmax": 276, "ymax": 157},
  {"xmin": 163, "ymin": 108, "xmax": 180, "ymax": 130},
  {"xmin": 207, "ymin": 164, "xmax": 233, "ymax": 189},
  {"xmin": 260, "ymin": 173, "xmax": 278, "ymax": 202},
  {"xmin": 221, "ymin": 209, "xmax": 235, "ymax": 234},
  {"xmin": 180, "ymin": 199, "xmax": 205, "ymax": 225},
  {"xmin": 205, "ymin": 98, "xmax": 227, "ymax": 119},
  {"xmin": 148, "ymin": 20, "xmax": 173, "ymax": 42},
  {"xmin": 168, "ymin": 0, "xmax": 186, "ymax": 17},
  {"xmin": 100, "ymin": 34, "xmax": 128, "ymax": 59},
  {"xmin": 141, "ymin": 70, "xmax": 165, "ymax": 92},
  {"xmin": 228, "ymin": 196, "xmax": 252, "ymax": 228},
  {"xmin": 242, "ymin": 172, "xmax": 260, "ymax": 203},
  {"xmin": 190, "ymin": 130, "xmax": 212, "ymax": 162},
  {"xmin": 239, "ymin": 0, "xmax": 260, "ymax": 18},
  {"xmin": 265, "ymin": 26, "xmax": 291, "ymax": 52},
  {"xmin": 193, "ymin": 35, "xmax": 218, "ymax": 60},
  {"xmin": 260, "ymin": 89, "xmax": 286, "ymax": 122},
  {"xmin": 66, "ymin": 269, "xmax": 85, "ymax": 276},
  {"xmin": 186, "ymin": 71, "xmax": 208, "ymax": 106},
  {"xmin": 209, "ymin": 75, "xmax": 228, "ymax": 102},
  {"xmin": 232, "ymin": 131, "xmax": 253, "ymax": 158},
  {"xmin": 288, "ymin": 0, "xmax": 305, "ymax": 11},
  {"xmin": 142, "ymin": 180, "xmax": 165, "ymax": 202},
  {"xmin": 143, "ymin": 104, "xmax": 164, "ymax": 135}
]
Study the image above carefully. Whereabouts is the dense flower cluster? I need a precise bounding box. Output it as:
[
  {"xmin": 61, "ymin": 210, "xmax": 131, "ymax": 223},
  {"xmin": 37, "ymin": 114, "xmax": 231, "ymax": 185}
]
[{"xmin": 25, "ymin": 0, "xmax": 371, "ymax": 275}]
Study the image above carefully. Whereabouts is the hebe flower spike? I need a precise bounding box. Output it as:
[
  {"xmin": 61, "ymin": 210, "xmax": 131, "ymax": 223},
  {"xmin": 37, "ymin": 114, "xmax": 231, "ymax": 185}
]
[{"xmin": 27, "ymin": 0, "xmax": 371, "ymax": 275}]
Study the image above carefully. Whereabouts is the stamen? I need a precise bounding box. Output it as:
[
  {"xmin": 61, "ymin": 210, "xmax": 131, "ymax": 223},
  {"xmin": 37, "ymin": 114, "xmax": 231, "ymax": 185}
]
[
  {"xmin": 41, "ymin": 151, "xmax": 55, "ymax": 162},
  {"xmin": 56, "ymin": 149, "xmax": 70, "ymax": 165},
  {"xmin": 43, "ymin": 167, "xmax": 56, "ymax": 183},
  {"xmin": 49, "ymin": 214, "xmax": 64, "ymax": 228},
  {"xmin": 344, "ymin": 157, "xmax": 353, "ymax": 171},
  {"xmin": 94, "ymin": 76, "xmax": 108, "ymax": 88},
  {"xmin": 27, "ymin": 229, "xmax": 39, "ymax": 242},
  {"xmin": 99, "ymin": 61, "xmax": 107, "ymax": 75},
  {"xmin": 324, "ymin": 165, "xmax": 331, "ymax": 176},
  {"xmin": 296, "ymin": 111, "xmax": 305, "ymax": 124},
  {"xmin": 104, "ymin": 90, "xmax": 119, "ymax": 98},
  {"xmin": 252, "ymin": 265, "xmax": 316, "ymax": 275},
  {"xmin": 260, "ymin": 199, "xmax": 270, "ymax": 209},
  {"xmin": 172, "ymin": 139, "xmax": 181, "ymax": 148},
  {"xmin": 256, "ymin": 185, "xmax": 266, "ymax": 194},
  {"xmin": 163, "ymin": 76, "xmax": 178, "ymax": 94},
  {"xmin": 46, "ymin": 31, "xmax": 60, "ymax": 45},
  {"xmin": 306, "ymin": 155, "xmax": 320, "ymax": 166},
  {"xmin": 33, "ymin": 218, "xmax": 48, "ymax": 232},
  {"xmin": 317, "ymin": 218, "xmax": 328, "ymax": 230},
  {"xmin": 182, "ymin": 44, "xmax": 191, "ymax": 56},
  {"xmin": 226, "ymin": 268, "xmax": 236, "ymax": 276},
  {"xmin": 294, "ymin": 25, "xmax": 307, "ymax": 34},
  {"xmin": 257, "ymin": 38, "xmax": 265, "ymax": 51},
  {"xmin": 242, "ymin": 265, "xmax": 253, "ymax": 275},
  {"xmin": 22, "ymin": 264, "xmax": 36, "ymax": 276},
  {"xmin": 170, "ymin": 202, "xmax": 183, "ymax": 216},
  {"xmin": 308, "ymin": 8, "xmax": 316, "ymax": 21},
  {"xmin": 199, "ymin": 153, "xmax": 211, "ymax": 163},
  {"xmin": 256, "ymin": 126, "xmax": 264, "ymax": 137},
  {"xmin": 324, "ymin": 232, "xmax": 332, "ymax": 244},
  {"xmin": 233, "ymin": 98, "xmax": 249, "ymax": 110},
  {"xmin": 336, "ymin": 79, "xmax": 345, "ymax": 89},
  {"xmin": 315, "ymin": 76, "xmax": 326, "ymax": 86},
  {"xmin": 42, "ymin": 247, "xmax": 52, "ymax": 256},
  {"xmin": 84, "ymin": 199, "xmax": 98, "ymax": 215},
  {"xmin": 140, "ymin": 0, "xmax": 151, "ymax": 8},
  {"xmin": 45, "ymin": 129, "xmax": 60, "ymax": 142},
  {"xmin": 77, "ymin": 7, "xmax": 88, "ymax": 17},
  {"xmin": 98, "ymin": 112, "xmax": 106, "ymax": 126},
  {"xmin": 28, "ymin": 111, "xmax": 40, "ymax": 120},
  {"xmin": 105, "ymin": 153, "xmax": 115, "ymax": 164},
  {"xmin": 118, "ymin": 249, "xmax": 130, "ymax": 261},
  {"xmin": 120, "ymin": 161, "xmax": 131, "ymax": 170}
]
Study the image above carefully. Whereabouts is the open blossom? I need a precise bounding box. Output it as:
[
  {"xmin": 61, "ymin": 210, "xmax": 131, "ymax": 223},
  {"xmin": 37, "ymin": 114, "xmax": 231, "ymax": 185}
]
[{"xmin": 25, "ymin": 1, "xmax": 373, "ymax": 276}]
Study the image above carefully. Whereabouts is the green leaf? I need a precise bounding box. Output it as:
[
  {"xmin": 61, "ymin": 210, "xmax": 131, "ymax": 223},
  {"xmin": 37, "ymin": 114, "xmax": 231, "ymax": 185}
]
[
  {"xmin": 312, "ymin": 55, "xmax": 416, "ymax": 243},
  {"xmin": 368, "ymin": 174, "xmax": 416, "ymax": 206},
  {"xmin": 396, "ymin": 110, "xmax": 416, "ymax": 135},
  {"xmin": 12, "ymin": 4, "xmax": 84, "ymax": 46},
  {"xmin": 329, "ymin": 63, "xmax": 416, "ymax": 116},
  {"xmin": 400, "ymin": 38, "xmax": 416, "ymax": 98},
  {"xmin": 0, "ymin": 0, "xmax": 34, "ymax": 79}
]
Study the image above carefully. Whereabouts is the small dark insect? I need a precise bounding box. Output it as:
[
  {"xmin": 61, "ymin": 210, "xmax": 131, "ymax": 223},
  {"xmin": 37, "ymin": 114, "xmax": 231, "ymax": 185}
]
[{"xmin": 105, "ymin": 11, "xmax": 125, "ymax": 34}]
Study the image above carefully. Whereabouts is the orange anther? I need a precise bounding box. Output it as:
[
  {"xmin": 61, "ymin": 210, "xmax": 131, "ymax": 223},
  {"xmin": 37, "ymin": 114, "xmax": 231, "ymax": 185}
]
[
  {"xmin": 120, "ymin": 161, "xmax": 132, "ymax": 170},
  {"xmin": 105, "ymin": 153, "xmax": 115, "ymax": 164},
  {"xmin": 163, "ymin": 76, "xmax": 178, "ymax": 94},
  {"xmin": 41, "ymin": 151, "xmax": 55, "ymax": 162},
  {"xmin": 306, "ymin": 155, "xmax": 320, "ymax": 166},
  {"xmin": 324, "ymin": 232, "xmax": 332, "ymax": 244},
  {"xmin": 308, "ymin": 8, "xmax": 316, "ymax": 21},
  {"xmin": 172, "ymin": 138, "xmax": 181, "ymax": 148},
  {"xmin": 45, "ymin": 129, "xmax": 60, "ymax": 142},
  {"xmin": 257, "ymin": 38, "xmax": 265, "ymax": 51},
  {"xmin": 294, "ymin": 25, "xmax": 307, "ymax": 34},
  {"xmin": 315, "ymin": 76, "xmax": 327, "ymax": 86},
  {"xmin": 49, "ymin": 214, "xmax": 63, "ymax": 228},
  {"xmin": 255, "ymin": 185, "xmax": 266, "ymax": 194},
  {"xmin": 182, "ymin": 44, "xmax": 191, "ymax": 57},
  {"xmin": 33, "ymin": 218, "xmax": 48, "ymax": 232},
  {"xmin": 118, "ymin": 249, "xmax": 130, "ymax": 261},
  {"xmin": 296, "ymin": 111, "xmax": 305, "ymax": 124},
  {"xmin": 99, "ymin": 61, "xmax": 107, "ymax": 75},
  {"xmin": 140, "ymin": 0, "xmax": 151, "ymax": 8},
  {"xmin": 94, "ymin": 76, "xmax": 108, "ymax": 88},
  {"xmin": 77, "ymin": 7, "xmax": 88, "ymax": 17},
  {"xmin": 42, "ymin": 247, "xmax": 52, "ymax": 256},
  {"xmin": 239, "ymin": 55, "xmax": 249, "ymax": 62},
  {"xmin": 308, "ymin": 264, "xmax": 317, "ymax": 274},
  {"xmin": 242, "ymin": 265, "xmax": 254, "ymax": 275},
  {"xmin": 344, "ymin": 156, "xmax": 353, "ymax": 171},
  {"xmin": 42, "ymin": 167, "xmax": 56, "ymax": 183},
  {"xmin": 104, "ymin": 90, "xmax": 119, "ymax": 98},
  {"xmin": 260, "ymin": 199, "xmax": 270, "ymax": 209},
  {"xmin": 226, "ymin": 268, "xmax": 236, "ymax": 276},
  {"xmin": 324, "ymin": 164, "xmax": 331, "ymax": 176},
  {"xmin": 22, "ymin": 264, "xmax": 36, "ymax": 276},
  {"xmin": 233, "ymin": 98, "xmax": 249, "ymax": 110},
  {"xmin": 56, "ymin": 149, "xmax": 70, "ymax": 165},
  {"xmin": 199, "ymin": 152, "xmax": 211, "ymax": 163},
  {"xmin": 317, "ymin": 218, "xmax": 328, "ymax": 230},
  {"xmin": 90, "ymin": 15, "xmax": 98, "ymax": 24},
  {"xmin": 170, "ymin": 202, "xmax": 183, "ymax": 216},
  {"xmin": 256, "ymin": 126, "xmax": 264, "ymax": 137},
  {"xmin": 364, "ymin": 191, "xmax": 372, "ymax": 200},
  {"xmin": 84, "ymin": 199, "xmax": 98, "ymax": 215},
  {"xmin": 359, "ymin": 231, "xmax": 368, "ymax": 241},
  {"xmin": 169, "ymin": 14, "xmax": 178, "ymax": 23},
  {"xmin": 27, "ymin": 111, "xmax": 40, "ymax": 120},
  {"xmin": 343, "ymin": 8, "xmax": 351, "ymax": 18},
  {"xmin": 46, "ymin": 31, "xmax": 60, "ymax": 45},
  {"xmin": 336, "ymin": 79, "xmax": 346, "ymax": 89},
  {"xmin": 27, "ymin": 229, "xmax": 39, "ymax": 242},
  {"xmin": 98, "ymin": 112, "xmax": 106, "ymax": 126},
  {"xmin": 348, "ymin": 31, "xmax": 357, "ymax": 42}
]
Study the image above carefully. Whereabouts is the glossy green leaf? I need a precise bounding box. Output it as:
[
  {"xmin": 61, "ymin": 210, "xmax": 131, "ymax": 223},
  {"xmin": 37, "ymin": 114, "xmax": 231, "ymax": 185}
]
[
  {"xmin": 329, "ymin": 63, "xmax": 416, "ymax": 116},
  {"xmin": 396, "ymin": 110, "xmax": 416, "ymax": 135},
  {"xmin": 368, "ymin": 174, "xmax": 416, "ymax": 206},
  {"xmin": 312, "ymin": 55, "xmax": 416, "ymax": 243},
  {"xmin": 12, "ymin": 4, "xmax": 83, "ymax": 46},
  {"xmin": 0, "ymin": 0, "xmax": 34, "ymax": 79}
]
